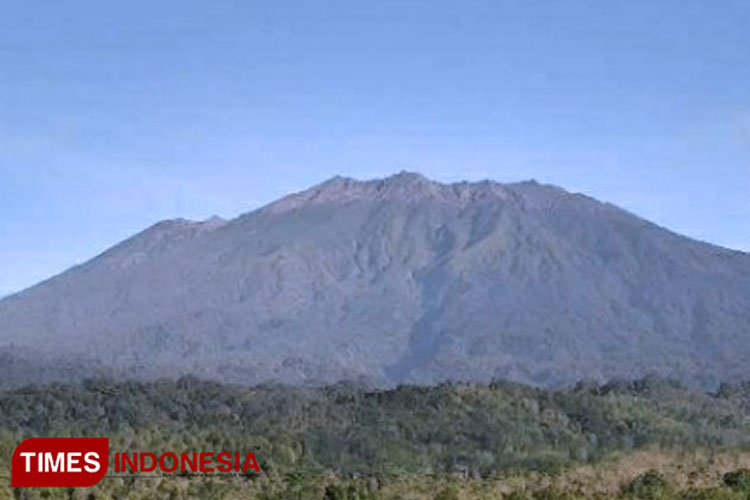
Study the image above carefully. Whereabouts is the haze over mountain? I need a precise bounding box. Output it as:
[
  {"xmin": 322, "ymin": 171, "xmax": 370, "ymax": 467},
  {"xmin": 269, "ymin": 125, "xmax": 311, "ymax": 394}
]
[{"xmin": 1, "ymin": 172, "xmax": 749, "ymax": 389}]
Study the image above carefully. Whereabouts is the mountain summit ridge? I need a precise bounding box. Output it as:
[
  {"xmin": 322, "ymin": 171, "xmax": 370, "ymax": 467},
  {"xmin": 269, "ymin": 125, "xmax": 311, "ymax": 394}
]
[
  {"xmin": 263, "ymin": 171, "xmax": 569, "ymax": 214},
  {"xmin": 1, "ymin": 172, "xmax": 749, "ymax": 389}
]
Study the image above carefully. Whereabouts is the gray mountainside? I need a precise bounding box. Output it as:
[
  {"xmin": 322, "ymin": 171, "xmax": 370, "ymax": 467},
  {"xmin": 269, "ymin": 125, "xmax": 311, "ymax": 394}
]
[{"xmin": 1, "ymin": 172, "xmax": 749, "ymax": 389}]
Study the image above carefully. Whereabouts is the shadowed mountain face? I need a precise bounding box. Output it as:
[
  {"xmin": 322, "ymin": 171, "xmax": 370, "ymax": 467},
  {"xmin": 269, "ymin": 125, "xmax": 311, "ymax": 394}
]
[{"xmin": 1, "ymin": 172, "xmax": 749, "ymax": 389}]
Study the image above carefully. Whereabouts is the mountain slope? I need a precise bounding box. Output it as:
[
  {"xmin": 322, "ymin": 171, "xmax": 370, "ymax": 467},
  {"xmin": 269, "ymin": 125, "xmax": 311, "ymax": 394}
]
[{"xmin": 1, "ymin": 172, "xmax": 749, "ymax": 388}]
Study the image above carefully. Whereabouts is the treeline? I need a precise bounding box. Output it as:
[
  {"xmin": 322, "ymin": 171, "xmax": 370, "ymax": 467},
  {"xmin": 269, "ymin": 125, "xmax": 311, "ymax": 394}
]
[{"xmin": 2, "ymin": 375, "xmax": 750, "ymax": 478}]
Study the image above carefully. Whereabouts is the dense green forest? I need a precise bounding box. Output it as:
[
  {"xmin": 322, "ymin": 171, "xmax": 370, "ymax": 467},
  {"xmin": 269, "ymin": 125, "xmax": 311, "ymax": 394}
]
[{"xmin": 4, "ymin": 376, "xmax": 750, "ymax": 499}]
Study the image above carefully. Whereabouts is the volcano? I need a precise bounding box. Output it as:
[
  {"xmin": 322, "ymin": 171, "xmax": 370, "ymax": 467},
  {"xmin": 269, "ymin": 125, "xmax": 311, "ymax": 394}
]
[{"xmin": 1, "ymin": 172, "xmax": 749, "ymax": 389}]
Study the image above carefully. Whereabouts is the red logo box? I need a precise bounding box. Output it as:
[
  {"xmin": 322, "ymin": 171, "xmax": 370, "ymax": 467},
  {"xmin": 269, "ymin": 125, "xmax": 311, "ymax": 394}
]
[{"xmin": 12, "ymin": 438, "xmax": 109, "ymax": 487}]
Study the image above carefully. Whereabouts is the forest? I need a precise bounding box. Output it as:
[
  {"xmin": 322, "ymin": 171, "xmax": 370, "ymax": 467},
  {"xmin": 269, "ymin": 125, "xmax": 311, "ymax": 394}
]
[{"xmin": 3, "ymin": 376, "xmax": 750, "ymax": 499}]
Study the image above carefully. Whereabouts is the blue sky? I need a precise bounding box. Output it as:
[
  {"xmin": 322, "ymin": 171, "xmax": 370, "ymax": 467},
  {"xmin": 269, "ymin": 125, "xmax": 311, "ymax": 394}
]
[{"xmin": 1, "ymin": 0, "xmax": 748, "ymax": 296}]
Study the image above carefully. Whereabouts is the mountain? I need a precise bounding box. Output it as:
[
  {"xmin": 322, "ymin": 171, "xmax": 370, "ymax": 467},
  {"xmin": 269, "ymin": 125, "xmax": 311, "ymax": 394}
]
[{"xmin": 1, "ymin": 172, "xmax": 749, "ymax": 389}]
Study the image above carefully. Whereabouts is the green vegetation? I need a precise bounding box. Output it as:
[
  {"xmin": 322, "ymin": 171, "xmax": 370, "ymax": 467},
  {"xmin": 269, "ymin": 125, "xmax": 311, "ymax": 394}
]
[{"xmin": 3, "ymin": 375, "xmax": 750, "ymax": 499}]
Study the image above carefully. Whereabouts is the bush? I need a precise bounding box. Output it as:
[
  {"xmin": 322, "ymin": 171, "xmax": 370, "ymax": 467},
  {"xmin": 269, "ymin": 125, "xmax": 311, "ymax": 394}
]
[
  {"xmin": 622, "ymin": 470, "xmax": 672, "ymax": 500},
  {"xmin": 434, "ymin": 487, "xmax": 459, "ymax": 500},
  {"xmin": 724, "ymin": 470, "xmax": 750, "ymax": 495}
]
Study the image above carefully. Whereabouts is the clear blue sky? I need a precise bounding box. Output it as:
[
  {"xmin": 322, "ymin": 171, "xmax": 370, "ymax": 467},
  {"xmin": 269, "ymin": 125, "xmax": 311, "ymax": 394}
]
[{"xmin": 1, "ymin": 0, "xmax": 748, "ymax": 296}]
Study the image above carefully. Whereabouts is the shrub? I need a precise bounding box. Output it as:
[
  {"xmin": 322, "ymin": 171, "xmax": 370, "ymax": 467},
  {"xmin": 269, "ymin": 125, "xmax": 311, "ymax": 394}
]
[
  {"xmin": 724, "ymin": 470, "xmax": 750, "ymax": 495},
  {"xmin": 434, "ymin": 487, "xmax": 459, "ymax": 500},
  {"xmin": 622, "ymin": 470, "xmax": 672, "ymax": 500}
]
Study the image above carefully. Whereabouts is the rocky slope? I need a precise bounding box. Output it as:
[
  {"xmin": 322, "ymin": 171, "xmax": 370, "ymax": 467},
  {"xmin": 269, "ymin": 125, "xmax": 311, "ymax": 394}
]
[{"xmin": 1, "ymin": 172, "xmax": 749, "ymax": 388}]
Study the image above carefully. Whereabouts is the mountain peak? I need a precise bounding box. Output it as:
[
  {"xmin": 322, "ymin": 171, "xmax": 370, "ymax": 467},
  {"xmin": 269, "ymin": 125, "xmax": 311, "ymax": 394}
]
[
  {"xmin": 263, "ymin": 171, "xmax": 539, "ymax": 214},
  {"xmin": 384, "ymin": 170, "xmax": 432, "ymax": 184},
  {"xmin": 321, "ymin": 170, "xmax": 439, "ymax": 195},
  {"xmin": 263, "ymin": 172, "xmax": 433, "ymax": 214}
]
